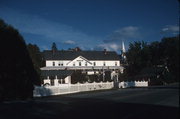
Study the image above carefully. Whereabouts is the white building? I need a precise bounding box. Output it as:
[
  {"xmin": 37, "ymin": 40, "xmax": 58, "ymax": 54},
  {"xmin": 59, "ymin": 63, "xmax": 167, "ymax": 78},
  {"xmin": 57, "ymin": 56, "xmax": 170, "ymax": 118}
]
[{"xmin": 41, "ymin": 49, "xmax": 124, "ymax": 86}]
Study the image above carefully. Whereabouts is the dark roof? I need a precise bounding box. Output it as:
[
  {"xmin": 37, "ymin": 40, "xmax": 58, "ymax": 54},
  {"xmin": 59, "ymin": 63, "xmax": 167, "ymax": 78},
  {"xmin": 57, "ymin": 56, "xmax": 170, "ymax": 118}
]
[
  {"xmin": 42, "ymin": 50, "xmax": 120, "ymax": 60},
  {"xmin": 41, "ymin": 70, "xmax": 74, "ymax": 79}
]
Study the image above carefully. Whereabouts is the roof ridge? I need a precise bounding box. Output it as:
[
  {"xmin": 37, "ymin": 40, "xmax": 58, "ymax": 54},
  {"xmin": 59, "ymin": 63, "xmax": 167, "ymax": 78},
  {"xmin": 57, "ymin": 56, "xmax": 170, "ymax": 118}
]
[
  {"xmin": 43, "ymin": 50, "xmax": 116, "ymax": 52},
  {"xmin": 42, "ymin": 50, "xmax": 120, "ymax": 60}
]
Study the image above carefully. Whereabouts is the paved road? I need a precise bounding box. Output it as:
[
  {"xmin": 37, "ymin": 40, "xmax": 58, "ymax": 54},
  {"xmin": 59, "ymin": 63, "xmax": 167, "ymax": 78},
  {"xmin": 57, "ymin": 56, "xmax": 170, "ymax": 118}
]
[{"xmin": 0, "ymin": 84, "xmax": 179, "ymax": 119}]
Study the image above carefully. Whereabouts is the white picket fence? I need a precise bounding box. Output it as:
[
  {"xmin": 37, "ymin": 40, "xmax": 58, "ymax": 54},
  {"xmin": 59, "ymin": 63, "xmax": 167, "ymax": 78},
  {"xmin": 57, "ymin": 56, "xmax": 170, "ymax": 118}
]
[
  {"xmin": 119, "ymin": 81, "xmax": 148, "ymax": 88},
  {"xmin": 33, "ymin": 81, "xmax": 114, "ymax": 97},
  {"xmin": 33, "ymin": 81, "xmax": 148, "ymax": 97}
]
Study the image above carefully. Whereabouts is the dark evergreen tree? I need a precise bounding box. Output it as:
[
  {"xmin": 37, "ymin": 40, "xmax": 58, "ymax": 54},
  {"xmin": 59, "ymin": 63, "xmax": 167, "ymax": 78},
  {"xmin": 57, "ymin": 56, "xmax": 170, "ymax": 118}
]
[
  {"xmin": 52, "ymin": 42, "xmax": 58, "ymax": 51},
  {"xmin": 27, "ymin": 44, "xmax": 45, "ymax": 85},
  {"xmin": 126, "ymin": 41, "xmax": 144, "ymax": 76},
  {"xmin": 0, "ymin": 19, "xmax": 39, "ymax": 101}
]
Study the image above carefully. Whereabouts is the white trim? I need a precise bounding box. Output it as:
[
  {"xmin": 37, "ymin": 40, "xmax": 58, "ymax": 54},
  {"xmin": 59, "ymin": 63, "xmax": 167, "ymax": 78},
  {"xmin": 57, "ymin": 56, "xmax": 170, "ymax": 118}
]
[
  {"xmin": 66, "ymin": 56, "xmax": 92, "ymax": 65},
  {"xmin": 41, "ymin": 66, "xmax": 124, "ymax": 70}
]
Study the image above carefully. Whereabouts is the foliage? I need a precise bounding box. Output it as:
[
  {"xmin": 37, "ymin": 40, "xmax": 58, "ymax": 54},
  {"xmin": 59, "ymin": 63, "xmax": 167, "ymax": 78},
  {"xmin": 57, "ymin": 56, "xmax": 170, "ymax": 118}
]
[
  {"xmin": 125, "ymin": 36, "xmax": 179, "ymax": 84},
  {"xmin": 71, "ymin": 70, "xmax": 112, "ymax": 83},
  {"xmin": 27, "ymin": 44, "xmax": 45, "ymax": 85},
  {"xmin": 71, "ymin": 70, "xmax": 87, "ymax": 84},
  {"xmin": 52, "ymin": 42, "xmax": 57, "ymax": 51},
  {"xmin": 104, "ymin": 71, "xmax": 112, "ymax": 82},
  {"xmin": 159, "ymin": 36, "xmax": 179, "ymax": 82},
  {"xmin": 0, "ymin": 19, "xmax": 39, "ymax": 100},
  {"xmin": 126, "ymin": 41, "xmax": 150, "ymax": 76}
]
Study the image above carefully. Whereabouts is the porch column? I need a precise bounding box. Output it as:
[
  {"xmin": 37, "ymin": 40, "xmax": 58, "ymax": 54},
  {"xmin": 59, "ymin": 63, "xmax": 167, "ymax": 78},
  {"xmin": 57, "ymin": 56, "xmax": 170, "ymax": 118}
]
[{"xmin": 54, "ymin": 75, "xmax": 59, "ymax": 86}]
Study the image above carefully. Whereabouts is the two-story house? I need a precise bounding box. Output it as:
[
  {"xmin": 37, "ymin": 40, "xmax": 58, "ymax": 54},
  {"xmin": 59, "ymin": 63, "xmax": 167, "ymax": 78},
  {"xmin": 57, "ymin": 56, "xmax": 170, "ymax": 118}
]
[{"xmin": 40, "ymin": 48, "xmax": 124, "ymax": 86}]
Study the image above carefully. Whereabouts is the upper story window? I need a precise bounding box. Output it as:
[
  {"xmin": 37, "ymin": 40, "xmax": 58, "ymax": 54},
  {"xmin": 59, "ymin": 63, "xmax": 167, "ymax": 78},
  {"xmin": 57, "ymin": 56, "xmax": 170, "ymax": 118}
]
[
  {"xmin": 115, "ymin": 62, "xmax": 117, "ymax": 66},
  {"xmin": 73, "ymin": 62, "xmax": 75, "ymax": 66},
  {"xmin": 85, "ymin": 62, "xmax": 87, "ymax": 66},
  {"xmin": 53, "ymin": 62, "xmax": 55, "ymax": 66},
  {"xmin": 103, "ymin": 62, "xmax": 106, "ymax": 66},
  {"xmin": 58, "ymin": 62, "xmax": 63, "ymax": 66},
  {"xmin": 93, "ymin": 62, "xmax": 96, "ymax": 66}
]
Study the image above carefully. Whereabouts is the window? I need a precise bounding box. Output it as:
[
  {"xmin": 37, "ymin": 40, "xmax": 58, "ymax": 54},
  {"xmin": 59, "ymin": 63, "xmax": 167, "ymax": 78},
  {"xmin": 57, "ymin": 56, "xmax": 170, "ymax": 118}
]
[
  {"xmin": 85, "ymin": 62, "xmax": 87, "ymax": 66},
  {"xmin": 52, "ymin": 62, "xmax": 55, "ymax": 66},
  {"xmin": 73, "ymin": 62, "xmax": 75, "ymax": 66},
  {"xmin": 115, "ymin": 62, "xmax": 117, "ymax": 66},
  {"xmin": 61, "ymin": 62, "xmax": 63, "ymax": 66},
  {"xmin": 93, "ymin": 62, "xmax": 96, "ymax": 66},
  {"xmin": 79, "ymin": 62, "xmax": 81, "ymax": 66},
  {"xmin": 103, "ymin": 62, "xmax": 106, "ymax": 66},
  {"xmin": 58, "ymin": 62, "xmax": 63, "ymax": 66}
]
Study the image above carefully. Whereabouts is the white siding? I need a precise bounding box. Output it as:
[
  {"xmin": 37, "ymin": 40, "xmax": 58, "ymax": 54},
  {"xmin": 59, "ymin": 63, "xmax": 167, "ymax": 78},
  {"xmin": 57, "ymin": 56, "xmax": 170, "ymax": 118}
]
[
  {"xmin": 46, "ymin": 58, "xmax": 120, "ymax": 67},
  {"xmin": 46, "ymin": 60, "xmax": 70, "ymax": 66},
  {"xmin": 90, "ymin": 60, "xmax": 120, "ymax": 67}
]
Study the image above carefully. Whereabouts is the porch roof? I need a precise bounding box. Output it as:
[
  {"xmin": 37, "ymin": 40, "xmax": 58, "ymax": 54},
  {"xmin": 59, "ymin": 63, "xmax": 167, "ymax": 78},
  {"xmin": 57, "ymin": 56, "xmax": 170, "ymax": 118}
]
[{"xmin": 41, "ymin": 70, "xmax": 74, "ymax": 79}]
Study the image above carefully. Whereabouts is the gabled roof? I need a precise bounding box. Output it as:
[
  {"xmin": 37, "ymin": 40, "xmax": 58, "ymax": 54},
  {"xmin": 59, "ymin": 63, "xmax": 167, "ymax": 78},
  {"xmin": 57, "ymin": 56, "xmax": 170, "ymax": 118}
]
[
  {"xmin": 66, "ymin": 56, "xmax": 92, "ymax": 65},
  {"xmin": 42, "ymin": 50, "xmax": 120, "ymax": 61}
]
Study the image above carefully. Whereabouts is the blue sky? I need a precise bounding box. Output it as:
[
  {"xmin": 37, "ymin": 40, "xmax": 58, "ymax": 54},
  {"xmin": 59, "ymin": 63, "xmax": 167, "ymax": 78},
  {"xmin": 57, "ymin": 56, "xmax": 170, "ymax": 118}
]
[{"xmin": 0, "ymin": 0, "xmax": 179, "ymax": 53}]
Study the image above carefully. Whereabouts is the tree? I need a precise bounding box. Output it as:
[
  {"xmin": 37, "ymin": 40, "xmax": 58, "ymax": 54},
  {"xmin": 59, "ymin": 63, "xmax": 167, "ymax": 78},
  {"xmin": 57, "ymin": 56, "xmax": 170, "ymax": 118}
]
[
  {"xmin": 126, "ymin": 41, "xmax": 147, "ymax": 76},
  {"xmin": 0, "ymin": 19, "xmax": 39, "ymax": 100},
  {"xmin": 124, "ymin": 36, "xmax": 179, "ymax": 83},
  {"xmin": 27, "ymin": 44, "xmax": 45, "ymax": 85},
  {"xmin": 52, "ymin": 42, "xmax": 58, "ymax": 51},
  {"xmin": 148, "ymin": 41, "xmax": 161, "ymax": 66},
  {"xmin": 159, "ymin": 36, "xmax": 179, "ymax": 82}
]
